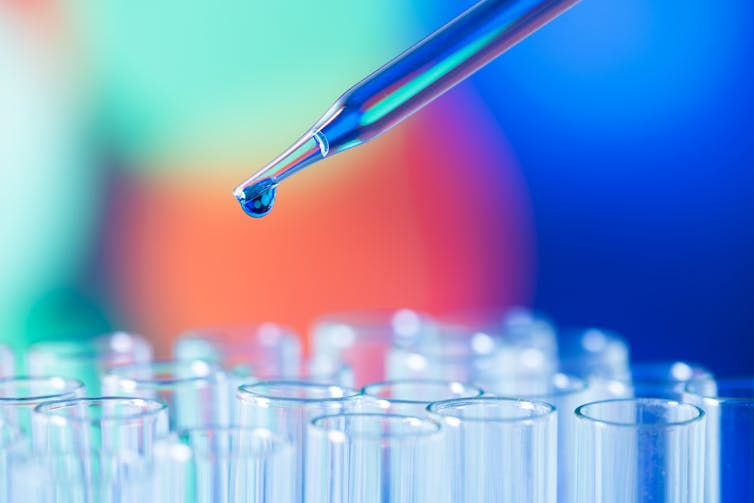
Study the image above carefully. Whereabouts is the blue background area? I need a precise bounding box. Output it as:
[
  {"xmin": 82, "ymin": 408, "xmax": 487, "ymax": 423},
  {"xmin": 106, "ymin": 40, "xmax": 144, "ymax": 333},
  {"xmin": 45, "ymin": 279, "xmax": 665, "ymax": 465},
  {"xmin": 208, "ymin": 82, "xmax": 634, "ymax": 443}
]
[{"xmin": 416, "ymin": 0, "xmax": 754, "ymax": 373}]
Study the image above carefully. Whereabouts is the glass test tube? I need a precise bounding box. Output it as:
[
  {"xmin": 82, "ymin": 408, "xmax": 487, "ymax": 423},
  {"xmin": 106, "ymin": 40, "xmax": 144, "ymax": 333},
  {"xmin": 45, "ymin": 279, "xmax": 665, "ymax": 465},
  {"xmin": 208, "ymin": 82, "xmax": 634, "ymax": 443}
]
[
  {"xmin": 574, "ymin": 398, "xmax": 705, "ymax": 503},
  {"xmin": 103, "ymin": 360, "xmax": 230, "ymax": 429},
  {"xmin": 154, "ymin": 426, "xmax": 294, "ymax": 503},
  {"xmin": 0, "ymin": 377, "xmax": 83, "ymax": 500},
  {"xmin": 306, "ymin": 413, "xmax": 445, "ymax": 503},
  {"xmin": 18, "ymin": 397, "xmax": 169, "ymax": 503},
  {"xmin": 298, "ymin": 359, "xmax": 355, "ymax": 387},
  {"xmin": 592, "ymin": 361, "xmax": 713, "ymax": 400},
  {"xmin": 361, "ymin": 379, "xmax": 483, "ymax": 415},
  {"xmin": 232, "ymin": 358, "xmax": 355, "ymax": 388},
  {"xmin": 557, "ymin": 327, "xmax": 630, "ymax": 379},
  {"xmin": 684, "ymin": 377, "xmax": 754, "ymax": 503},
  {"xmin": 0, "ymin": 344, "xmax": 13, "ymax": 377},
  {"xmin": 236, "ymin": 381, "xmax": 361, "ymax": 502},
  {"xmin": 27, "ymin": 332, "xmax": 153, "ymax": 395},
  {"xmin": 175, "ymin": 323, "xmax": 301, "ymax": 379},
  {"xmin": 311, "ymin": 309, "xmax": 435, "ymax": 387},
  {"xmin": 0, "ymin": 417, "xmax": 22, "ymax": 503},
  {"xmin": 386, "ymin": 328, "xmax": 506, "ymax": 382},
  {"xmin": 427, "ymin": 397, "xmax": 557, "ymax": 503},
  {"xmin": 486, "ymin": 373, "xmax": 590, "ymax": 503},
  {"xmin": 0, "ymin": 376, "xmax": 84, "ymax": 435},
  {"xmin": 388, "ymin": 310, "xmax": 558, "ymax": 387}
]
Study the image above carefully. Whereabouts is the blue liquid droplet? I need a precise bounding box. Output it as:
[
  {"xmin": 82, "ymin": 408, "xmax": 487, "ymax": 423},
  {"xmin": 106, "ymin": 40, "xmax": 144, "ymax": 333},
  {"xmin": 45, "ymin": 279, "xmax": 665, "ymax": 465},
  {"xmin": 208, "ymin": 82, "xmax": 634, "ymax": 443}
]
[{"xmin": 239, "ymin": 179, "xmax": 277, "ymax": 218}]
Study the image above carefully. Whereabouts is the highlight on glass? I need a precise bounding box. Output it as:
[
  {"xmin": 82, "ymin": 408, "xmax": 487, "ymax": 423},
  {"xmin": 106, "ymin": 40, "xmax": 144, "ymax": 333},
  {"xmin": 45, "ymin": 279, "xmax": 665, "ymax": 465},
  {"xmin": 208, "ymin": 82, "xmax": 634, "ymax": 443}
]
[
  {"xmin": 154, "ymin": 426, "xmax": 294, "ymax": 503},
  {"xmin": 684, "ymin": 377, "xmax": 754, "ymax": 503},
  {"xmin": 306, "ymin": 413, "xmax": 445, "ymax": 503},
  {"xmin": 427, "ymin": 397, "xmax": 557, "ymax": 503},
  {"xmin": 361, "ymin": 379, "xmax": 483, "ymax": 415},
  {"xmin": 26, "ymin": 332, "xmax": 153, "ymax": 395},
  {"xmin": 236, "ymin": 381, "xmax": 361, "ymax": 502},
  {"xmin": 574, "ymin": 398, "xmax": 705, "ymax": 503},
  {"xmin": 103, "ymin": 360, "xmax": 230, "ymax": 429}
]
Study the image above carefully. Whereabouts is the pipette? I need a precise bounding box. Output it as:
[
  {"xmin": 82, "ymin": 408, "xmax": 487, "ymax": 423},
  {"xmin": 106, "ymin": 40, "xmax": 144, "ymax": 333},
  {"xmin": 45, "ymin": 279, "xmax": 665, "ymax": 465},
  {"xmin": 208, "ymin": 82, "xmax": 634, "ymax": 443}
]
[{"xmin": 234, "ymin": 0, "xmax": 579, "ymax": 217}]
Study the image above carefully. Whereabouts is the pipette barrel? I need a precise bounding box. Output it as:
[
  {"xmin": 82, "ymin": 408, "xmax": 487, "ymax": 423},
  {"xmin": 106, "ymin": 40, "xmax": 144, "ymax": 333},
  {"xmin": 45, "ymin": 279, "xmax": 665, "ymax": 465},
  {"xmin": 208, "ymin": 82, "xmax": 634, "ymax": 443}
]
[{"xmin": 234, "ymin": 0, "xmax": 579, "ymax": 217}]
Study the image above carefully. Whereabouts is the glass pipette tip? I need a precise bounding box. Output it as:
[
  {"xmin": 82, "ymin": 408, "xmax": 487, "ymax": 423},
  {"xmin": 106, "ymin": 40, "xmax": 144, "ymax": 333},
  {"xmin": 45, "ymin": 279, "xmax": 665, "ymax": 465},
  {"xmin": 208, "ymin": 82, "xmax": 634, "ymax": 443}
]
[{"xmin": 234, "ymin": 128, "xmax": 330, "ymax": 217}]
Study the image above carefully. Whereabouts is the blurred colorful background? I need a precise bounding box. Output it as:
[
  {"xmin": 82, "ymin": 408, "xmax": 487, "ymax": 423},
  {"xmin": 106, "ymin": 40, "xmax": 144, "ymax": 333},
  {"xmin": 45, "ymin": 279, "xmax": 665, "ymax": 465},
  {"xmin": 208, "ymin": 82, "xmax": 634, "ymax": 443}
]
[{"xmin": 1, "ymin": 0, "xmax": 752, "ymax": 372}]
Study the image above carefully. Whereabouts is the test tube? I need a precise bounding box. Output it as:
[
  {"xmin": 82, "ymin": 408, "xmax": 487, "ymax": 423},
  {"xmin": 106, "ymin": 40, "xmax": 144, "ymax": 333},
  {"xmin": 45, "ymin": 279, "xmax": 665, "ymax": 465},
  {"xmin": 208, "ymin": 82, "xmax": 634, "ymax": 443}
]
[
  {"xmin": 153, "ymin": 426, "xmax": 294, "ymax": 503},
  {"xmin": 19, "ymin": 397, "xmax": 169, "ymax": 502},
  {"xmin": 574, "ymin": 398, "xmax": 705, "ymax": 503},
  {"xmin": 485, "ymin": 373, "xmax": 591, "ymax": 503},
  {"xmin": 0, "ymin": 417, "xmax": 22, "ymax": 502},
  {"xmin": 0, "ymin": 376, "xmax": 84, "ymax": 435},
  {"xmin": 591, "ymin": 361, "xmax": 712, "ymax": 400},
  {"xmin": 297, "ymin": 359, "xmax": 355, "ymax": 387},
  {"xmin": 0, "ymin": 344, "xmax": 13, "ymax": 377},
  {"xmin": 386, "ymin": 328, "xmax": 506, "ymax": 382},
  {"xmin": 231, "ymin": 358, "xmax": 355, "ymax": 388},
  {"xmin": 174, "ymin": 323, "xmax": 301, "ymax": 379},
  {"xmin": 103, "ymin": 360, "xmax": 230, "ymax": 429},
  {"xmin": 361, "ymin": 379, "xmax": 483, "ymax": 415},
  {"xmin": 684, "ymin": 377, "xmax": 754, "ymax": 503},
  {"xmin": 440, "ymin": 308, "xmax": 558, "ymax": 379},
  {"xmin": 0, "ymin": 377, "xmax": 84, "ymax": 502},
  {"xmin": 306, "ymin": 413, "xmax": 445, "ymax": 503},
  {"xmin": 388, "ymin": 310, "xmax": 557, "ymax": 387},
  {"xmin": 236, "ymin": 381, "xmax": 361, "ymax": 502},
  {"xmin": 558, "ymin": 327, "xmax": 630, "ymax": 379},
  {"xmin": 311, "ymin": 309, "xmax": 435, "ymax": 387},
  {"xmin": 27, "ymin": 332, "xmax": 153, "ymax": 394},
  {"xmin": 427, "ymin": 397, "xmax": 557, "ymax": 503}
]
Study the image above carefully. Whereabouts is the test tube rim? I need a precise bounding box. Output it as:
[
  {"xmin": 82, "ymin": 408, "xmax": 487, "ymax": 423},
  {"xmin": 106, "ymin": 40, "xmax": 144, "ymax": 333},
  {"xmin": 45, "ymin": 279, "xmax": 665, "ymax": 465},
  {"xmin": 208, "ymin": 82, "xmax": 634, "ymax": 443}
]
[
  {"xmin": 361, "ymin": 378, "xmax": 483, "ymax": 405},
  {"xmin": 557, "ymin": 327, "xmax": 629, "ymax": 371},
  {"xmin": 237, "ymin": 380, "xmax": 360, "ymax": 406},
  {"xmin": 310, "ymin": 412, "xmax": 441, "ymax": 440},
  {"xmin": 427, "ymin": 396, "xmax": 555, "ymax": 424},
  {"xmin": 0, "ymin": 375, "xmax": 84, "ymax": 404},
  {"xmin": 105, "ymin": 359, "xmax": 223, "ymax": 388},
  {"xmin": 574, "ymin": 397, "xmax": 705, "ymax": 429},
  {"xmin": 178, "ymin": 322, "xmax": 300, "ymax": 347},
  {"xmin": 685, "ymin": 376, "xmax": 754, "ymax": 404},
  {"xmin": 484, "ymin": 372, "xmax": 588, "ymax": 400},
  {"xmin": 27, "ymin": 332, "xmax": 150, "ymax": 361},
  {"xmin": 312, "ymin": 308, "xmax": 430, "ymax": 330},
  {"xmin": 33, "ymin": 396, "xmax": 168, "ymax": 423},
  {"xmin": 558, "ymin": 326, "xmax": 626, "ymax": 348},
  {"xmin": 311, "ymin": 308, "xmax": 434, "ymax": 347},
  {"xmin": 616, "ymin": 360, "xmax": 712, "ymax": 384},
  {"xmin": 228, "ymin": 358, "xmax": 352, "ymax": 384}
]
